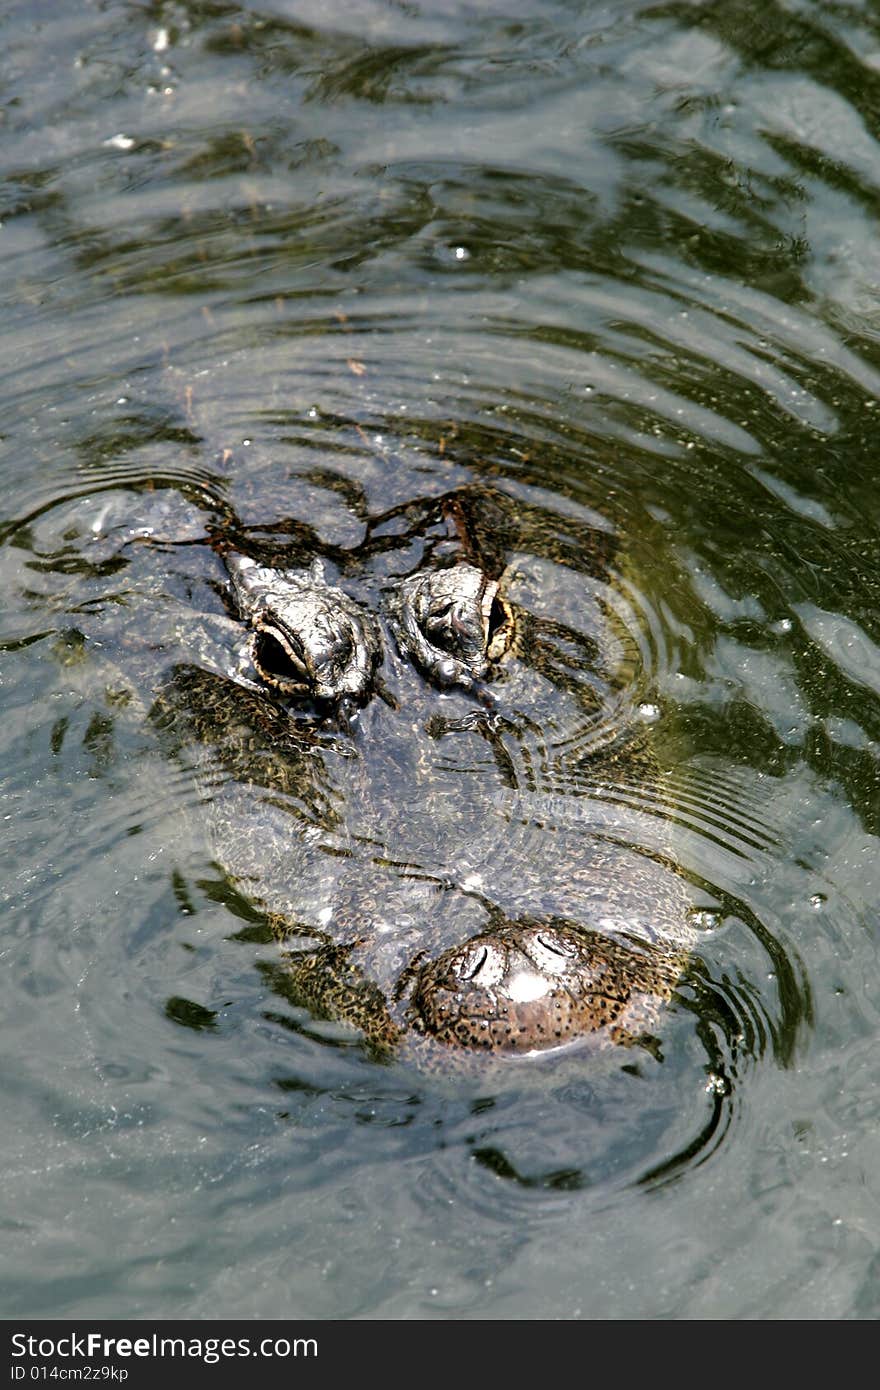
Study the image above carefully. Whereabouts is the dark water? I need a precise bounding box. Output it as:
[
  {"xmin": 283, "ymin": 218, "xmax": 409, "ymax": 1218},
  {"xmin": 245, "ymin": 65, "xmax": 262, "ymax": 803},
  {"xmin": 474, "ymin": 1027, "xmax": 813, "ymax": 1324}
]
[{"xmin": 2, "ymin": 0, "xmax": 880, "ymax": 1320}]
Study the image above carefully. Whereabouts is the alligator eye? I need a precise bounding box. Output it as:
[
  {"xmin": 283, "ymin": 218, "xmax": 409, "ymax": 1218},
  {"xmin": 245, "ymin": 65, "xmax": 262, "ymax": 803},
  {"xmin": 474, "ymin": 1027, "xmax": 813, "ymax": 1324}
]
[
  {"xmin": 488, "ymin": 596, "xmax": 507, "ymax": 642},
  {"xmin": 424, "ymin": 605, "xmax": 456, "ymax": 647},
  {"xmin": 323, "ymin": 627, "xmax": 355, "ymax": 664},
  {"xmin": 253, "ymin": 628, "xmax": 309, "ymax": 684},
  {"xmin": 425, "ymin": 600, "xmax": 476, "ymax": 655},
  {"xmin": 485, "ymin": 595, "xmax": 513, "ymax": 663}
]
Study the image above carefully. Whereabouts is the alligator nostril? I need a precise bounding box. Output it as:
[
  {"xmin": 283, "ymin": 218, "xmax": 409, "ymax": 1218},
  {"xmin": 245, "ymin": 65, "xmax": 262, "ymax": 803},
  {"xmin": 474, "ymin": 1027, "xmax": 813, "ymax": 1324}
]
[
  {"xmin": 254, "ymin": 628, "xmax": 308, "ymax": 681},
  {"xmin": 536, "ymin": 931, "xmax": 578, "ymax": 959},
  {"xmin": 487, "ymin": 595, "xmax": 508, "ymax": 642},
  {"xmin": 459, "ymin": 945, "xmax": 489, "ymax": 981}
]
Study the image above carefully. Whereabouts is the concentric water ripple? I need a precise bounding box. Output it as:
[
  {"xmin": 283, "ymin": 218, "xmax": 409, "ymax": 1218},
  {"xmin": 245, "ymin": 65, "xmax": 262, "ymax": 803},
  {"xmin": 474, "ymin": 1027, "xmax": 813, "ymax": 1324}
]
[{"xmin": 2, "ymin": 0, "xmax": 880, "ymax": 1321}]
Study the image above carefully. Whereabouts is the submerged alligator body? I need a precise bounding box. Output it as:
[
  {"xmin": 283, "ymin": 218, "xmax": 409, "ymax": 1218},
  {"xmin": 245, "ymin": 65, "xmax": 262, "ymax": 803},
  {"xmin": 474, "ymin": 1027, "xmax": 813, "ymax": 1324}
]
[{"xmin": 151, "ymin": 483, "xmax": 694, "ymax": 1068}]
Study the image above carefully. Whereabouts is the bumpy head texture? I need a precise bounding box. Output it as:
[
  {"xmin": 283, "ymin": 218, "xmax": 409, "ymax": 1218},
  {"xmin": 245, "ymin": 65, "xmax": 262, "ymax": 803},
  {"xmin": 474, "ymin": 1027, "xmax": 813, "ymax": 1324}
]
[
  {"xmin": 225, "ymin": 554, "xmax": 382, "ymax": 704},
  {"xmin": 387, "ymin": 563, "xmax": 511, "ymax": 688},
  {"xmin": 170, "ymin": 547, "xmax": 686, "ymax": 1066},
  {"xmin": 407, "ymin": 920, "xmax": 673, "ymax": 1053}
]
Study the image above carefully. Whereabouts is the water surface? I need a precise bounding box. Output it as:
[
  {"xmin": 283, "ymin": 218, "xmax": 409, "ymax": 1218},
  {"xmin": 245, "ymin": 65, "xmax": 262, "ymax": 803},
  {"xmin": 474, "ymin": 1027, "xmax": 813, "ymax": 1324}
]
[{"xmin": 2, "ymin": 0, "xmax": 880, "ymax": 1320}]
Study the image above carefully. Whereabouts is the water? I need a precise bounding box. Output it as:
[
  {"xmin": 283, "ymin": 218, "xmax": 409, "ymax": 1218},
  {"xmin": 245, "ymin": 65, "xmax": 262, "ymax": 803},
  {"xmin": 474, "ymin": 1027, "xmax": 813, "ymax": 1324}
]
[{"xmin": 2, "ymin": 0, "xmax": 880, "ymax": 1320}]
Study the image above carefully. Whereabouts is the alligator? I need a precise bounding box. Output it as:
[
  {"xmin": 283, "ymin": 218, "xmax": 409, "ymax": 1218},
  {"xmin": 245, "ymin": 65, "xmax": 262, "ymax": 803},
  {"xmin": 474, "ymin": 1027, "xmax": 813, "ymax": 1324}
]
[{"xmin": 150, "ymin": 482, "xmax": 694, "ymax": 1069}]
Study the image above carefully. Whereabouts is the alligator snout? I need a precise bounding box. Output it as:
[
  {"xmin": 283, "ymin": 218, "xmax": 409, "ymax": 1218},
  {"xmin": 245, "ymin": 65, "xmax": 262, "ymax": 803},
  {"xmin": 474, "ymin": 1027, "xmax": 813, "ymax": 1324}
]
[{"xmin": 407, "ymin": 920, "xmax": 672, "ymax": 1054}]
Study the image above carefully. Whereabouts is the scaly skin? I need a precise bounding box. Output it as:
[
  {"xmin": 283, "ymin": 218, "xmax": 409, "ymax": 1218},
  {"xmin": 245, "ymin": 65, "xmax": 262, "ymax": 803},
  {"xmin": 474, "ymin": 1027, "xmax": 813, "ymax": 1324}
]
[
  {"xmin": 152, "ymin": 522, "xmax": 692, "ymax": 1066},
  {"xmin": 225, "ymin": 553, "xmax": 382, "ymax": 706},
  {"xmin": 385, "ymin": 563, "xmax": 512, "ymax": 689}
]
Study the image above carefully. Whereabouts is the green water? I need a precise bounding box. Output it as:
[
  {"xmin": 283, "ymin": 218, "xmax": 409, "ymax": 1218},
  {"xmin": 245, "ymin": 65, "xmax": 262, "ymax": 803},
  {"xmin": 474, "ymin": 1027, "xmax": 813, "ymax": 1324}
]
[{"xmin": 1, "ymin": 0, "xmax": 879, "ymax": 1319}]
